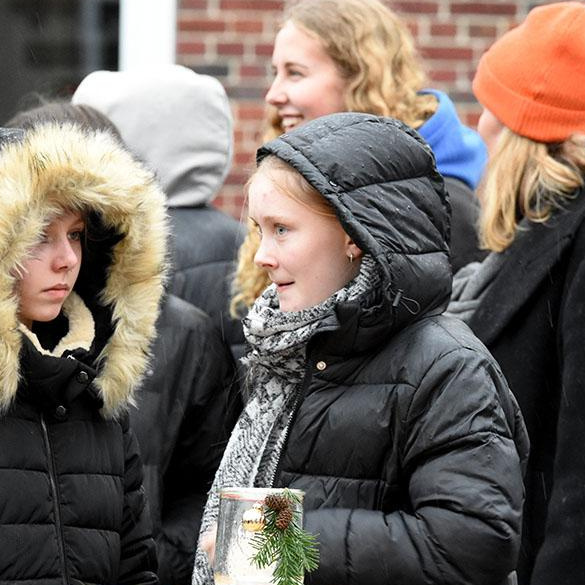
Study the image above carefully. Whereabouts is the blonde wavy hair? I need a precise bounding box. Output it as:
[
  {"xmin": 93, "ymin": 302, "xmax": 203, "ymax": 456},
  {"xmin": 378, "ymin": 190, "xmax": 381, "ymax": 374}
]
[
  {"xmin": 233, "ymin": 0, "xmax": 436, "ymax": 315},
  {"xmin": 230, "ymin": 156, "xmax": 336, "ymax": 316},
  {"xmin": 480, "ymin": 131, "xmax": 585, "ymax": 252},
  {"xmin": 264, "ymin": 0, "xmax": 436, "ymax": 141}
]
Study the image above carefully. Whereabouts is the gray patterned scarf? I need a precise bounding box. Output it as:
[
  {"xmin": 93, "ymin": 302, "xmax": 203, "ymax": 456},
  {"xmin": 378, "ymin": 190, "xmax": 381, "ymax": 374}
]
[{"xmin": 191, "ymin": 256, "xmax": 380, "ymax": 585}]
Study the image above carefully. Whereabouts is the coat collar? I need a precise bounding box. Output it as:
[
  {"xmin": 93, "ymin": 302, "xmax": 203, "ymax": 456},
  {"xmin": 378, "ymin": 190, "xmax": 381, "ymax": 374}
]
[{"xmin": 470, "ymin": 187, "xmax": 585, "ymax": 345}]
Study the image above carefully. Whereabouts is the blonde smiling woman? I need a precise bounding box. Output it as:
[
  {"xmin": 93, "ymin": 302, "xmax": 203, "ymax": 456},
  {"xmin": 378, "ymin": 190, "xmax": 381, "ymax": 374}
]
[{"xmin": 230, "ymin": 0, "xmax": 488, "ymax": 319}]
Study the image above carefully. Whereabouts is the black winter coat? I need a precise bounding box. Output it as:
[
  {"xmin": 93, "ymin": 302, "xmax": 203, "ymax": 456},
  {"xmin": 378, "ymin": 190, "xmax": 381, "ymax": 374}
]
[
  {"xmin": 445, "ymin": 176, "xmax": 487, "ymax": 272},
  {"xmin": 467, "ymin": 186, "xmax": 585, "ymax": 585},
  {"xmin": 0, "ymin": 124, "xmax": 167, "ymax": 584},
  {"xmin": 169, "ymin": 206, "xmax": 245, "ymax": 362},
  {"xmin": 131, "ymin": 294, "xmax": 242, "ymax": 585},
  {"xmin": 257, "ymin": 113, "xmax": 530, "ymax": 585},
  {"xmin": 0, "ymin": 341, "xmax": 157, "ymax": 585}
]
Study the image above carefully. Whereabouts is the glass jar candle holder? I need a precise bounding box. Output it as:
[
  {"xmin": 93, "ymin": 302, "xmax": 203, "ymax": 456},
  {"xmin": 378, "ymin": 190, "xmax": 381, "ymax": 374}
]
[{"xmin": 214, "ymin": 487, "xmax": 305, "ymax": 585}]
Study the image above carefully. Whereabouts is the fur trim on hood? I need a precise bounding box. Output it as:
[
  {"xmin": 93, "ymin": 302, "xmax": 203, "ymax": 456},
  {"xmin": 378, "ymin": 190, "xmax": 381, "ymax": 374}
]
[{"xmin": 0, "ymin": 123, "xmax": 169, "ymax": 417}]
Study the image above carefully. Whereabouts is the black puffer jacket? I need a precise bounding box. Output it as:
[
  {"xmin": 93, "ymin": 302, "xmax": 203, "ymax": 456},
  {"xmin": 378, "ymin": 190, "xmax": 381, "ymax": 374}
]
[
  {"xmin": 258, "ymin": 114, "xmax": 530, "ymax": 585},
  {"xmin": 170, "ymin": 207, "xmax": 245, "ymax": 360},
  {"xmin": 131, "ymin": 293, "xmax": 241, "ymax": 585},
  {"xmin": 0, "ymin": 124, "xmax": 167, "ymax": 584},
  {"xmin": 2, "ymin": 354, "xmax": 157, "ymax": 585}
]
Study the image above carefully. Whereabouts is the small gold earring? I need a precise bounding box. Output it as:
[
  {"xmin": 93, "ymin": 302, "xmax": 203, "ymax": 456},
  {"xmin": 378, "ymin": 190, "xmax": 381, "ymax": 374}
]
[{"xmin": 349, "ymin": 252, "xmax": 354, "ymax": 263}]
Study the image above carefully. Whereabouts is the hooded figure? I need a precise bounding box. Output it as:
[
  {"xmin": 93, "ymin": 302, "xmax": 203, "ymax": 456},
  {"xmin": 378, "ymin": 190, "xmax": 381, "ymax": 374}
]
[
  {"xmin": 192, "ymin": 113, "xmax": 529, "ymax": 585},
  {"xmin": 4, "ymin": 100, "xmax": 242, "ymax": 585},
  {"xmin": 72, "ymin": 65, "xmax": 245, "ymax": 360},
  {"xmin": 0, "ymin": 123, "xmax": 168, "ymax": 584}
]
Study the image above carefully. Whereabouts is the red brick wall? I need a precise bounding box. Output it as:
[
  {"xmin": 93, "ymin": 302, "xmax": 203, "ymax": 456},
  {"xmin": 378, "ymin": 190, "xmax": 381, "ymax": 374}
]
[{"xmin": 176, "ymin": 0, "xmax": 552, "ymax": 220}]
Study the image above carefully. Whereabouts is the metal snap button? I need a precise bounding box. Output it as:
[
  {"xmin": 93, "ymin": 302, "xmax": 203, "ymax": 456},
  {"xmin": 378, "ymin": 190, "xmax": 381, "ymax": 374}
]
[
  {"xmin": 77, "ymin": 370, "xmax": 89, "ymax": 384},
  {"xmin": 316, "ymin": 360, "xmax": 327, "ymax": 371},
  {"xmin": 55, "ymin": 405, "xmax": 67, "ymax": 420}
]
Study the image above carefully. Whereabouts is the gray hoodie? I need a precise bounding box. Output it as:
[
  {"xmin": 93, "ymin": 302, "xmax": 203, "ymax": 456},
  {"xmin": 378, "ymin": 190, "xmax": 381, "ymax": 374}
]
[
  {"xmin": 73, "ymin": 66, "xmax": 244, "ymax": 354},
  {"xmin": 72, "ymin": 64, "xmax": 233, "ymax": 208}
]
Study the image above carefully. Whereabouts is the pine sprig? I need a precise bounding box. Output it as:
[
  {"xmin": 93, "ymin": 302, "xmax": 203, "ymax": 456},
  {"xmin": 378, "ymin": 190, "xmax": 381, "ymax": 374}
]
[{"xmin": 249, "ymin": 489, "xmax": 319, "ymax": 585}]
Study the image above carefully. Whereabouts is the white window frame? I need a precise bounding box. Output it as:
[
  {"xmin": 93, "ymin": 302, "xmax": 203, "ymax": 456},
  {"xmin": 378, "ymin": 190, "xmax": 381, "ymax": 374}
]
[{"xmin": 118, "ymin": 0, "xmax": 177, "ymax": 70}]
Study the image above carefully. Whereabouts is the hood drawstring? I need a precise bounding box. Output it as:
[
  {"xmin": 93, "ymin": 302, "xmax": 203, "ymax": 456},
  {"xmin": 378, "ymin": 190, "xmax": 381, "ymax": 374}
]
[{"xmin": 379, "ymin": 257, "xmax": 422, "ymax": 316}]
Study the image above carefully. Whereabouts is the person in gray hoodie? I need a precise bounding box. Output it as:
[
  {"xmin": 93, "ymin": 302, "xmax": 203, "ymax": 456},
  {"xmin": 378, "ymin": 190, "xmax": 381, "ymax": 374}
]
[{"xmin": 72, "ymin": 65, "xmax": 245, "ymax": 360}]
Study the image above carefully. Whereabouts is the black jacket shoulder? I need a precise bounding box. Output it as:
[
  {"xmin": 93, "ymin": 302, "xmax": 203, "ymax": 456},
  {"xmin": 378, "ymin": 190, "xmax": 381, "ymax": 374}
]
[{"xmin": 131, "ymin": 293, "xmax": 241, "ymax": 585}]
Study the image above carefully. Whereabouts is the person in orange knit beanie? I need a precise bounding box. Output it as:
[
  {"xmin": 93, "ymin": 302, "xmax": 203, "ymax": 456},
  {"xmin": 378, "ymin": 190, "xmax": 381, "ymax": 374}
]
[
  {"xmin": 448, "ymin": 3, "xmax": 585, "ymax": 584},
  {"xmin": 473, "ymin": 0, "xmax": 585, "ymax": 144}
]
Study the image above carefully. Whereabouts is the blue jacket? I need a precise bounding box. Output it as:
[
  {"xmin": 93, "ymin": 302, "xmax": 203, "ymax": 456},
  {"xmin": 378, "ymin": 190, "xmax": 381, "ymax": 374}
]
[
  {"xmin": 418, "ymin": 89, "xmax": 487, "ymax": 190},
  {"xmin": 418, "ymin": 89, "xmax": 488, "ymax": 271}
]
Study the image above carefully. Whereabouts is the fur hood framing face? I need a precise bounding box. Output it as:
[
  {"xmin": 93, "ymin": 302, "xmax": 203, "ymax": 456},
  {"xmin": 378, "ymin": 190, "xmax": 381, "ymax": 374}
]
[{"xmin": 0, "ymin": 123, "xmax": 169, "ymax": 417}]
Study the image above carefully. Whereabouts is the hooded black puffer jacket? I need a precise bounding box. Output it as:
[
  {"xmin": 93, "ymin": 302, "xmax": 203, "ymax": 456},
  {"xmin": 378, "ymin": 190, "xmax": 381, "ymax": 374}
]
[
  {"xmin": 258, "ymin": 114, "xmax": 530, "ymax": 585},
  {"xmin": 0, "ymin": 125, "xmax": 167, "ymax": 584}
]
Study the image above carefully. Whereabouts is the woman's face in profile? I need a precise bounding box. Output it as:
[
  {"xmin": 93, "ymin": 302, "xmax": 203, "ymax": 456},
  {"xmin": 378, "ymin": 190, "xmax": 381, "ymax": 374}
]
[
  {"xmin": 248, "ymin": 172, "xmax": 359, "ymax": 312},
  {"xmin": 16, "ymin": 209, "xmax": 84, "ymax": 328},
  {"xmin": 265, "ymin": 20, "xmax": 349, "ymax": 133}
]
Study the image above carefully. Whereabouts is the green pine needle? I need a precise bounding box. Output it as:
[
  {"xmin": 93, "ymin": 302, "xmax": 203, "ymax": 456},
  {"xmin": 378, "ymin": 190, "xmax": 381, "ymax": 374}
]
[{"xmin": 250, "ymin": 489, "xmax": 319, "ymax": 585}]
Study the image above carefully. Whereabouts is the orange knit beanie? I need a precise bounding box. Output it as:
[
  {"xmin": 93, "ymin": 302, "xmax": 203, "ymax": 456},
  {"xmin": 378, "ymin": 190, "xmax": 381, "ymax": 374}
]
[{"xmin": 473, "ymin": 1, "xmax": 585, "ymax": 143}]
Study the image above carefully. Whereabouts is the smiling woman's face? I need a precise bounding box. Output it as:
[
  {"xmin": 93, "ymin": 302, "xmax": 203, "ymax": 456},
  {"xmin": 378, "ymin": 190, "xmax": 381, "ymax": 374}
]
[
  {"xmin": 248, "ymin": 171, "xmax": 360, "ymax": 312},
  {"xmin": 16, "ymin": 209, "xmax": 84, "ymax": 328},
  {"xmin": 265, "ymin": 20, "xmax": 349, "ymax": 133}
]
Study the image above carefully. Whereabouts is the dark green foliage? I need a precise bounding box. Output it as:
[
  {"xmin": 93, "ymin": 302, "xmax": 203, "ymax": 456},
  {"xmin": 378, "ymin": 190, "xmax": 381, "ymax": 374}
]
[{"xmin": 250, "ymin": 489, "xmax": 319, "ymax": 585}]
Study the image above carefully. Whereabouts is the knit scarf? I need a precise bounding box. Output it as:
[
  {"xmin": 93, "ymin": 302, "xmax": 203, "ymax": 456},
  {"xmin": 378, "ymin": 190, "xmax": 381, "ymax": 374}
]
[{"xmin": 191, "ymin": 256, "xmax": 380, "ymax": 585}]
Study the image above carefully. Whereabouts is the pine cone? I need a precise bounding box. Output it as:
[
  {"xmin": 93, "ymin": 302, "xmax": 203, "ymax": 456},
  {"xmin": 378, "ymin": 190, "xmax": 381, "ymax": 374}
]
[
  {"xmin": 275, "ymin": 507, "xmax": 294, "ymax": 530},
  {"xmin": 265, "ymin": 494, "xmax": 288, "ymax": 511}
]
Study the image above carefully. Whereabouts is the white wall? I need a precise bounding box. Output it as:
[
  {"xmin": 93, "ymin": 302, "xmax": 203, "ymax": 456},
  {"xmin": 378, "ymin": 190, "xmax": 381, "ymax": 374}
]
[{"xmin": 118, "ymin": 0, "xmax": 177, "ymax": 70}]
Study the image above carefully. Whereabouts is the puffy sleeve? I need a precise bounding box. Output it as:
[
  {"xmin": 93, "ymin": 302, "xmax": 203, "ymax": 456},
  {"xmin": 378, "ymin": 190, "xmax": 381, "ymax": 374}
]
[
  {"xmin": 305, "ymin": 347, "xmax": 529, "ymax": 585},
  {"xmin": 119, "ymin": 413, "xmax": 159, "ymax": 585}
]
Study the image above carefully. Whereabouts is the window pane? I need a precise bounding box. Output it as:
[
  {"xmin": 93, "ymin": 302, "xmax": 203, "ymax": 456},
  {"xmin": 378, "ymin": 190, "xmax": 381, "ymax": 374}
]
[{"xmin": 0, "ymin": 0, "xmax": 119, "ymax": 123}]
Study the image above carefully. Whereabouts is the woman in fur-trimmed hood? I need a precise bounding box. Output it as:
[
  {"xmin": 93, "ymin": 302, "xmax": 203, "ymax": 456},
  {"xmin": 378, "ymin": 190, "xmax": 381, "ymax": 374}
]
[{"xmin": 0, "ymin": 123, "xmax": 168, "ymax": 584}]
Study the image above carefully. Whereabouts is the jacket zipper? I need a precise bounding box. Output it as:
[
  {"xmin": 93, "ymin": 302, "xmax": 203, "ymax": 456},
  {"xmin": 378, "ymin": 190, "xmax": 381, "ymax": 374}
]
[
  {"xmin": 41, "ymin": 414, "xmax": 69, "ymax": 585},
  {"xmin": 269, "ymin": 365, "xmax": 314, "ymax": 488}
]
